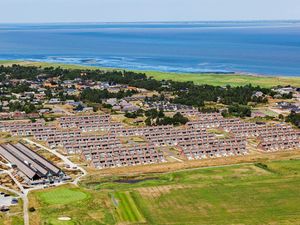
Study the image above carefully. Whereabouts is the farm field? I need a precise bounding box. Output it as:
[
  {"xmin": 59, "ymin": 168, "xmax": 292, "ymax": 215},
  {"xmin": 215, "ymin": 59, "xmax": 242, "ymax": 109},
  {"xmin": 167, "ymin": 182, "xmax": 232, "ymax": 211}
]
[
  {"xmin": 29, "ymin": 158, "xmax": 300, "ymax": 225},
  {"xmin": 1, "ymin": 60, "xmax": 300, "ymax": 88}
]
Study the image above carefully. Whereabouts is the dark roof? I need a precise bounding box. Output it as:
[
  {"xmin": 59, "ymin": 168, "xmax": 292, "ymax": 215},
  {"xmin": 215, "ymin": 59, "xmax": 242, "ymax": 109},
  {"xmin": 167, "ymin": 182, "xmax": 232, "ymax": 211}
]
[
  {"xmin": 0, "ymin": 145, "xmax": 39, "ymax": 180},
  {"xmin": 0, "ymin": 142, "xmax": 62, "ymax": 180}
]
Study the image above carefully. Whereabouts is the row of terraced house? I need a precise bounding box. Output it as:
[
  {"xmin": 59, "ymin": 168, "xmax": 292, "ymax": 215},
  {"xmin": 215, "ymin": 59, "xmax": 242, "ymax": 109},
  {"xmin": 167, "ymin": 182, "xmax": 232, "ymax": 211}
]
[{"xmin": 0, "ymin": 112, "xmax": 299, "ymax": 169}]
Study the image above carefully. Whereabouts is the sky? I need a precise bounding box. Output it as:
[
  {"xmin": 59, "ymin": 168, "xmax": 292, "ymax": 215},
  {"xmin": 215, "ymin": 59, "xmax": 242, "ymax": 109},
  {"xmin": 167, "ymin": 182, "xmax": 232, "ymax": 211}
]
[{"xmin": 0, "ymin": 0, "xmax": 300, "ymax": 23}]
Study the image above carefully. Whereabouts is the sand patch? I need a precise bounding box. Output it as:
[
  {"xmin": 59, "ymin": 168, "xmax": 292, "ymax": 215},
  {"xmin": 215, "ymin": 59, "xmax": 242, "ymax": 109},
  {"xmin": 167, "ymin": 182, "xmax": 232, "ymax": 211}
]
[{"xmin": 58, "ymin": 217, "xmax": 71, "ymax": 221}]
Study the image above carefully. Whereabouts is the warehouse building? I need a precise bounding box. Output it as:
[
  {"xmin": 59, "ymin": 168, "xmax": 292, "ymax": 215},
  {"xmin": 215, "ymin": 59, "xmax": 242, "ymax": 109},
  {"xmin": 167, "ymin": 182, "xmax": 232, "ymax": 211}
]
[{"xmin": 0, "ymin": 142, "xmax": 66, "ymax": 184}]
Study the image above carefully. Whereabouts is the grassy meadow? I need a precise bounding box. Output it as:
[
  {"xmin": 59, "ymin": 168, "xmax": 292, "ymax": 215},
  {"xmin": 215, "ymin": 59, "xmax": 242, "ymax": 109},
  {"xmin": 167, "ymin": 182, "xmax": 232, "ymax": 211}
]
[
  {"xmin": 28, "ymin": 159, "xmax": 300, "ymax": 225},
  {"xmin": 1, "ymin": 60, "xmax": 300, "ymax": 88}
]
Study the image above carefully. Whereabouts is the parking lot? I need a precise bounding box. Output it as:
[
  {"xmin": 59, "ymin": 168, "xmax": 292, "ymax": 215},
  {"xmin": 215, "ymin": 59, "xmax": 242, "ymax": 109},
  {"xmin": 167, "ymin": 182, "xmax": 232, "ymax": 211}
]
[{"xmin": 0, "ymin": 194, "xmax": 16, "ymax": 207}]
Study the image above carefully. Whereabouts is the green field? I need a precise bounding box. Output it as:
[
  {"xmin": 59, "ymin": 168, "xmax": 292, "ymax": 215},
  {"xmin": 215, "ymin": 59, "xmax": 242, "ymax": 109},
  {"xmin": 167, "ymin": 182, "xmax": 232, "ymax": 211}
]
[
  {"xmin": 1, "ymin": 60, "xmax": 300, "ymax": 88},
  {"xmin": 112, "ymin": 191, "xmax": 145, "ymax": 223},
  {"xmin": 37, "ymin": 187, "xmax": 88, "ymax": 205},
  {"xmin": 29, "ymin": 159, "xmax": 300, "ymax": 224}
]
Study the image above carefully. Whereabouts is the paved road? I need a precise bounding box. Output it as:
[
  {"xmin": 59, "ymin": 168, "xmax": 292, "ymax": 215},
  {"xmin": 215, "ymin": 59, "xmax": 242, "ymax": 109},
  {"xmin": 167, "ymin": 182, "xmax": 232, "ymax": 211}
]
[
  {"xmin": 0, "ymin": 184, "xmax": 22, "ymax": 197},
  {"xmin": 0, "ymin": 194, "xmax": 14, "ymax": 206}
]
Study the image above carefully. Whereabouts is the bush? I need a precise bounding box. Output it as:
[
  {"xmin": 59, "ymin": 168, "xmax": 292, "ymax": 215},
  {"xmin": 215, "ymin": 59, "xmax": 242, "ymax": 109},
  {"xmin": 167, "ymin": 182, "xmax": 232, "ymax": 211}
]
[{"xmin": 29, "ymin": 207, "xmax": 36, "ymax": 212}]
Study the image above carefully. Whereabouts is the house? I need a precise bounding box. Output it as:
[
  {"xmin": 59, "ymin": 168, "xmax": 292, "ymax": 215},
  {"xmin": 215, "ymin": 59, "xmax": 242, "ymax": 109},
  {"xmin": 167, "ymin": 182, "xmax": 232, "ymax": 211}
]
[
  {"xmin": 82, "ymin": 107, "xmax": 94, "ymax": 113},
  {"xmin": 253, "ymin": 91, "xmax": 264, "ymax": 98},
  {"xmin": 43, "ymin": 81, "xmax": 58, "ymax": 88},
  {"xmin": 38, "ymin": 108, "xmax": 51, "ymax": 114},
  {"xmin": 105, "ymin": 98, "xmax": 118, "ymax": 106},
  {"xmin": 48, "ymin": 98, "xmax": 61, "ymax": 104}
]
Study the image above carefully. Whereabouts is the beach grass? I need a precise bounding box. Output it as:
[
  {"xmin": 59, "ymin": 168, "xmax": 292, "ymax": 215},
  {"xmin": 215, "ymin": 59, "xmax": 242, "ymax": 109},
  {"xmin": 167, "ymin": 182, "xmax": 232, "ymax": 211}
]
[{"xmin": 1, "ymin": 60, "xmax": 300, "ymax": 88}]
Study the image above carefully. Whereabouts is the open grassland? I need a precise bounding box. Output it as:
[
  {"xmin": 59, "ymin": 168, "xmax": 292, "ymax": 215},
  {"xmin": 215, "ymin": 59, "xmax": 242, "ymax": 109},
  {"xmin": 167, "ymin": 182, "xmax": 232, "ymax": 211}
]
[
  {"xmin": 146, "ymin": 70, "xmax": 300, "ymax": 88},
  {"xmin": 1, "ymin": 60, "xmax": 300, "ymax": 88}
]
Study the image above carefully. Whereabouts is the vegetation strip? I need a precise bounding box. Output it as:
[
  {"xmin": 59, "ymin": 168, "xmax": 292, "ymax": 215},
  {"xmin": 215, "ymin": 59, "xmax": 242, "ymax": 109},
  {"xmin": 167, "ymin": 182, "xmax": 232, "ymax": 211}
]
[{"xmin": 2, "ymin": 60, "xmax": 300, "ymax": 88}]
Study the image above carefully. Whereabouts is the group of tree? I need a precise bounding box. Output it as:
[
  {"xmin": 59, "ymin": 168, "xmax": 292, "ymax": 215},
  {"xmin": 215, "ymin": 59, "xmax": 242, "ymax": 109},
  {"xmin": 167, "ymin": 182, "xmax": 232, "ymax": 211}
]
[
  {"xmin": 222, "ymin": 104, "xmax": 252, "ymax": 118},
  {"xmin": 285, "ymin": 111, "xmax": 300, "ymax": 128},
  {"xmin": 173, "ymin": 84, "xmax": 270, "ymax": 107},
  {"xmin": 80, "ymin": 88, "xmax": 136, "ymax": 103},
  {"xmin": 124, "ymin": 109, "xmax": 144, "ymax": 118},
  {"xmin": 7, "ymin": 101, "xmax": 37, "ymax": 114},
  {"xmin": 269, "ymin": 92, "xmax": 293, "ymax": 99},
  {"xmin": 144, "ymin": 109, "xmax": 189, "ymax": 126},
  {"xmin": 1, "ymin": 64, "xmax": 272, "ymax": 108},
  {"xmin": 124, "ymin": 108, "xmax": 189, "ymax": 126},
  {"xmin": 0, "ymin": 65, "xmax": 66, "ymax": 80}
]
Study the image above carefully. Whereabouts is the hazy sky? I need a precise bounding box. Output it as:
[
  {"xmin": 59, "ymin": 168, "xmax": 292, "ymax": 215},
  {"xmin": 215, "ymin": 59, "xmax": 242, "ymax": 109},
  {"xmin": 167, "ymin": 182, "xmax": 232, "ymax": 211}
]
[{"xmin": 1, "ymin": 0, "xmax": 300, "ymax": 23}]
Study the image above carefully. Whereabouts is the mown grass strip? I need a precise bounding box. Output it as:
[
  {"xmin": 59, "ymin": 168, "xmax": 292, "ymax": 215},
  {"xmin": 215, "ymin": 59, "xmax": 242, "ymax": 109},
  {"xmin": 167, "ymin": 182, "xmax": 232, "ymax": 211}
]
[{"xmin": 114, "ymin": 191, "xmax": 145, "ymax": 223}]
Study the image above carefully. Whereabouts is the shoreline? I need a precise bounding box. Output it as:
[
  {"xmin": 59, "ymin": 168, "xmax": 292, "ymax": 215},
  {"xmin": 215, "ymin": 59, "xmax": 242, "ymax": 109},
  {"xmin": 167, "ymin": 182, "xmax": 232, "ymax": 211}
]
[
  {"xmin": 1, "ymin": 59, "xmax": 300, "ymax": 88},
  {"xmin": 0, "ymin": 59, "xmax": 298, "ymax": 78}
]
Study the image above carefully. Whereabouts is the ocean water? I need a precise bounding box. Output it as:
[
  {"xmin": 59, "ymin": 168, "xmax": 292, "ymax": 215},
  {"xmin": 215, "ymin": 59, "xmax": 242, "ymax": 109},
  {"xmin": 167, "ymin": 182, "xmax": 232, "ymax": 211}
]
[{"xmin": 0, "ymin": 21, "xmax": 300, "ymax": 76}]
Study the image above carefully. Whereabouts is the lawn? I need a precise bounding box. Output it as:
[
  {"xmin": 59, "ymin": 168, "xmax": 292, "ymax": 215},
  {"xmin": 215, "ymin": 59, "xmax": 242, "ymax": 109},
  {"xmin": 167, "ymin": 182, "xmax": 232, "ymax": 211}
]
[
  {"xmin": 37, "ymin": 187, "xmax": 88, "ymax": 205},
  {"xmin": 207, "ymin": 128, "xmax": 232, "ymax": 139},
  {"xmin": 1, "ymin": 60, "xmax": 300, "ymax": 88}
]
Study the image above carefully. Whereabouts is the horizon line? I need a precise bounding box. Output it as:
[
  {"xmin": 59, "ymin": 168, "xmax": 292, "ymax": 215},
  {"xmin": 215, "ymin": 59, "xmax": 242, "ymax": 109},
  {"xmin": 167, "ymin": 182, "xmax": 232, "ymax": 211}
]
[{"xmin": 1, "ymin": 19, "xmax": 300, "ymax": 25}]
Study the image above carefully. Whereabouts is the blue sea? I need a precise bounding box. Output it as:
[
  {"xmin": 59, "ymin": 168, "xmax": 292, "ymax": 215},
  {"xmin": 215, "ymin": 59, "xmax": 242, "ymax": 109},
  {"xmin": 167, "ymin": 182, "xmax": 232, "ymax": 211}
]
[{"xmin": 0, "ymin": 21, "xmax": 300, "ymax": 76}]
